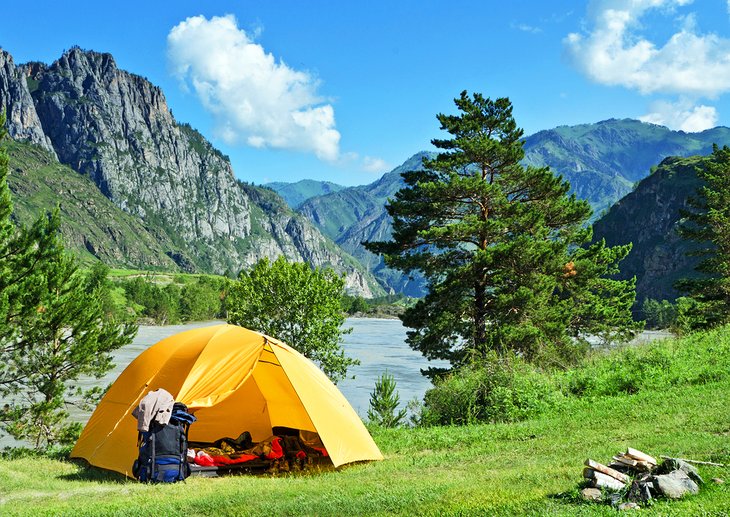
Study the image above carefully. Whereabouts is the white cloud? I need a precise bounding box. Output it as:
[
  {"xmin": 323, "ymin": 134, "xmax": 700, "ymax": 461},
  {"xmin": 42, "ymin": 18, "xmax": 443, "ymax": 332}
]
[
  {"xmin": 362, "ymin": 156, "xmax": 390, "ymax": 173},
  {"xmin": 511, "ymin": 22, "xmax": 542, "ymax": 34},
  {"xmin": 640, "ymin": 98, "xmax": 718, "ymax": 132},
  {"xmin": 565, "ymin": 1, "xmax": 730, "ymax": 97},
  {"xmin": 167, "ymin": 14, "xmax": 340, "ymax": 161},
  {"xmin": 337, "ymin": 152, "xmax": 391, "ymax": 174}
]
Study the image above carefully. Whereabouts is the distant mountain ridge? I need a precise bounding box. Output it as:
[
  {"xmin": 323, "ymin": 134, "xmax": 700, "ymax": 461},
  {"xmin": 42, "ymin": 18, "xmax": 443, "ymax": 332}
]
[
  {"xmin": 5, "ymin": 46, "xmax": 727, "ymax": 299},
  {"xmin": 0, "ymin": 47, "xmax": 381, "ymax": 296},
  {"xmin": 523, "ymin": 118, "xmax": 730, "ymax": 216},
  {"xmin": 277, "ymin": 120, "xmax": 730, "ymax": 295},
  {"xmin": 296, "ymin": 152, "xmax": 433, "ymax": 296},
  {"xmin": 265, "ymin": 179, "xmax": 346, "ymax": 209}
]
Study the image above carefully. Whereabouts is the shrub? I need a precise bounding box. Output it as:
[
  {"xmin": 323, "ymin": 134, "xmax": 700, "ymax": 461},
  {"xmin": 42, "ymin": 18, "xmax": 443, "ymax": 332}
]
[
  {"xmin": 180, "ymin": 278, "xmax": 225, "ymax": 321},
  {"xmin": 420, "ymin": 353, "xmax": 559, "ymax": 426},
  {"xmin": 342, "ymin": 294, "xmax": 369, "ymax": 315},
  {"xmin": 416, "ymin": 325, "xmax": 730, "ymax": 429},
  {"xmin": 673, "ymin": 296, "xmax": 716, "ymax": 335},
  {"xmin": 641, "ymin": 298, "xmax": 677, "ymax": 329},
  {"xmin": 558, "ymin": 326, "xmax": 730, "ymax": 397}
]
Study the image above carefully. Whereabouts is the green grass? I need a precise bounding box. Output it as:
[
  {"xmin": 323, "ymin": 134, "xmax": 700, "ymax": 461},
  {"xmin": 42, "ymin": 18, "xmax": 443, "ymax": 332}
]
[{"xmin": 2, "ymin": 332, "xmax": 730, "ymax": 515}]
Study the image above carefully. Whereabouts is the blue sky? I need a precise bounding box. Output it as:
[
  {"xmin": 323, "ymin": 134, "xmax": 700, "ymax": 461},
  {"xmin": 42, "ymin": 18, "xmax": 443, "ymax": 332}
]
[{"xmin": 3, "ymin": 1, "xmax": 730, "ymax": 185}]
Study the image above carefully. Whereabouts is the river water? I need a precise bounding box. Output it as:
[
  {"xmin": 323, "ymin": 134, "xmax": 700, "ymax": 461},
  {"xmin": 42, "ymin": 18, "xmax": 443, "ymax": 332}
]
[
  {"xmin": 1, "ymin": 320, "xmax": 671, "ymax": 448},
  {"xmin": 90, "ymin": 320, "xmax": 671, "ymax": 419},
  {"xmin": 81, "ymin": 318, "xmax": 445, "ymax": 421},
  {"xmin": 0, "ymin": 318, "xmax": 438, "ymax": 448}
]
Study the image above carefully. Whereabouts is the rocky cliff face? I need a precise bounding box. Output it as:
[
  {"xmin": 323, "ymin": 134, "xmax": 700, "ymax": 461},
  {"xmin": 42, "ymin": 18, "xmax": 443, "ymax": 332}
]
[
  {"xmin": 7, "ymin": 139, "xmax": 179, "ymax": 270},
  {"xmin": 28, "ymin": 50, "xmax": 250, "ymax": 252},
  {"xmin": 0, "ymin": 51, "xmax": 55, "ymax": 154},
  {"xmin": 592, "ymin": 155, "xmax": 706, "ymax": 303},
  {"xmin": 0, "ymin": 47, "xmax": 378, "ymax": 296}
]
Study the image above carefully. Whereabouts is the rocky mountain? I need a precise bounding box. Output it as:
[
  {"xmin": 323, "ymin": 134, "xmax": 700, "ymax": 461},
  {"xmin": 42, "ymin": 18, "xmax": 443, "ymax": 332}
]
[
  {"xmin": 7, "ymin": 139, "xmax": 179, "ymax": 269},
  {"xmin": 592, "ymin": 155, "xmax": 706, "ymax": 304},
  {"xmin": 0, "ymin": 51, "xmax": 55, "ymax": 154},
  {"xmin": 265, "ymin": 179, "xmax": 345, "ymax": 209},
  {"xmin": 0, "ymin": 47, "xmax": 381, "ymax": 297},
  {"xmin": 297, "ymin": 152, "xmax": 432, "ymax": 296}
]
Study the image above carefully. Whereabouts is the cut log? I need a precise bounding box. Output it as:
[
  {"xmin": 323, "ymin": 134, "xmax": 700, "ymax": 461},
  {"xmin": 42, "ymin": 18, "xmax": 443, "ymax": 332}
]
[
  {"xmin": 585, "ymin": 459, "xmax": 631, "ymax": 483},
  {"xmin": 612, "ymin": 455, "xmax": 638, "ymax": 467},
  {"xmin": 634, "ymin": 460, "xmax": 653, "ymax": 472},
  {"xmin": 626, "ymin": 448, "xmax": 657, "ymax": 465},
  {"xmin": 584, "ymin": 468, "xmax": 627, "ymax": 490},
  {"xmin": 614, "ymin": 455, "xmax": 653, "ymax": 472}
]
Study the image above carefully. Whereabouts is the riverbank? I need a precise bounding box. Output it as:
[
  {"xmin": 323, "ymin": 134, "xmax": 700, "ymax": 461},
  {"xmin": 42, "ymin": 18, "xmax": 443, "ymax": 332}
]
[{"xmin": 1, "ymin": 327, "xmax": 729, "ymax": 515}]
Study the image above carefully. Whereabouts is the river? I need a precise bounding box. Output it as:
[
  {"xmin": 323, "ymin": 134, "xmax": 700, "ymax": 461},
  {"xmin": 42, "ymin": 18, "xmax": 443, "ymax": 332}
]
[
  {"xmin": 0, "ymin": 318, "xmax": 439, "ymax": 448},
  {"xmin": 1, "ymin": 320, "xmax": 671, "ymax": 448},
  {"xmin": 79, "ymin": 318, "xmax": 445, "ymax": 421},
  {"xmin": 95, "ymin": 320, "xmax": 671, "ymax": 418}
]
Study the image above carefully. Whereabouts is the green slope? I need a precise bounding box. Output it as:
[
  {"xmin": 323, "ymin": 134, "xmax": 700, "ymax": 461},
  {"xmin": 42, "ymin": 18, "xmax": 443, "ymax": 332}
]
[
  {"xmin": 6, "ymin": 139, "xmax": 180, "ymax": 270},
  {"xmin": 5, "ymin": 138, "xmax": 383, "ymax": 295}
]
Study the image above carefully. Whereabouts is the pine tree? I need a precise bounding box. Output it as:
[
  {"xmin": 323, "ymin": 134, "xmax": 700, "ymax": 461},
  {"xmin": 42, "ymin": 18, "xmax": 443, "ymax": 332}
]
[
  {"xmin": 367, "ymin": 371, "xmax": 407, "ymax": 428},
  {"xmin": 0, "ymin": 112, "xmax": 136, "ymax": 447},
  {"xmin": 676, "ymin": 145, "xmax": 730, "ymax": 330},
  {"xmin": 4, "ymin": 252, "xmax": 136, "ymax": 447},
  {"xmin": 0, "ymin": 114, "xmax": 65, "ymax": 376},
  {"xmin": 366, "ymin": 91, "xmax": 638, "ymax": 373}
]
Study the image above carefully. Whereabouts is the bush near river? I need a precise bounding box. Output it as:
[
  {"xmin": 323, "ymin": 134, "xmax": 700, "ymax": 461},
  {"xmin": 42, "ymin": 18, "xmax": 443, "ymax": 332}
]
[
  {"xmin": 105, "ymin": 270, "xmax": 414, "ymax": 324},
  {"xmin": 1, "ymin": 326, "xmax": 729, "ymax": 515},
  {"xmin": 99, "ymin": 269, "xmax": 228, "ymax": 324}
]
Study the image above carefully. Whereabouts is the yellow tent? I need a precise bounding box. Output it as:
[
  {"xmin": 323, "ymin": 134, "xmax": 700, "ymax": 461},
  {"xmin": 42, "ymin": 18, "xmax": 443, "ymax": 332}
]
[{"xmin": 71, "ymin": 324, "xmax": 383, "ymax": 476}]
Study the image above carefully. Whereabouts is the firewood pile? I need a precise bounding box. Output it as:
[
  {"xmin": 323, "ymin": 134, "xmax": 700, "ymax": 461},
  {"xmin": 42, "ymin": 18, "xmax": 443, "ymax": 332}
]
[{"xmin": 580, "ymin": 447, "xmax": 724, "ymax": 509}]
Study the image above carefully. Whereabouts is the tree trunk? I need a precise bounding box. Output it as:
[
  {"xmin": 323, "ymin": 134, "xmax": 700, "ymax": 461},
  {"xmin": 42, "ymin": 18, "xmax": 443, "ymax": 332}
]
[{"xmin": 474, "ymin": 278, "xmax": 488, "ymax": 353}]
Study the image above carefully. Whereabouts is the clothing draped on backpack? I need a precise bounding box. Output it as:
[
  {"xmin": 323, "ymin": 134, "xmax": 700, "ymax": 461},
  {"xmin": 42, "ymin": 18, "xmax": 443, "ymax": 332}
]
[
  {"xmin": 132, "ymin": 394, "xmax": 196, "ymax": 483},
  {"xmin": 132, "ymin": 388, "xmax": 175, "ymax": 432}
]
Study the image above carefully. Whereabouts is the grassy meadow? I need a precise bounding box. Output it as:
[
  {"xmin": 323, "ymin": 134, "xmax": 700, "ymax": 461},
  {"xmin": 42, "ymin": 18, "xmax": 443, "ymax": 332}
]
[{"xmin": 1, "ymin": 330, "xmax": 730, "ymax": 516}]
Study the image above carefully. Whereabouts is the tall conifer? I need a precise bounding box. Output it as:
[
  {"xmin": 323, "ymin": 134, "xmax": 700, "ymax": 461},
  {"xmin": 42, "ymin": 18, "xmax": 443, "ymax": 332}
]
[
  {"xmin": 0, "ymin": 112, "xmax": 136, "ymax": 447},
  {"xmin": 367, "ymin": 91, "xmax": 638, "ymax": 373},
  {"xmin": 676, "ymin": 145, "xmax": 730, "ymax": 330}
]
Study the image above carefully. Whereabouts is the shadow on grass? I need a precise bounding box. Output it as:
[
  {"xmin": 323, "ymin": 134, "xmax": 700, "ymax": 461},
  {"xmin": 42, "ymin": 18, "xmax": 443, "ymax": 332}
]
[
  {"xmin": 57, "ymin": 460, "xmax": 131, "ymax": 484},
  {"xmin": 547, "ymin": 490, "xmax": 582, "ymax": 503},
  {"xmin": 547, "ymin": 482, "xmax": 595, "ymax": 507}
]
